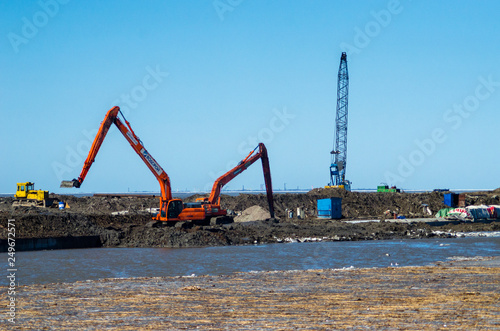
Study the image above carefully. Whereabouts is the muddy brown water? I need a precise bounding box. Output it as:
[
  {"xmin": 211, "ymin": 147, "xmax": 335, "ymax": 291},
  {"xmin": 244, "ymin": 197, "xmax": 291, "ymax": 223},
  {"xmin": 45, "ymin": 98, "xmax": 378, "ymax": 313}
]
[{"xmin": 6, "ymin": 235, "xmax": 499, "ymax": 285}]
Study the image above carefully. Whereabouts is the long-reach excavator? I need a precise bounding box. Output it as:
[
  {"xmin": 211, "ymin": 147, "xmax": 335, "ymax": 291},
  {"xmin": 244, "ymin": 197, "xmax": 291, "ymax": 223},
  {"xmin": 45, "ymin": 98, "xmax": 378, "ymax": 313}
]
[
  {"xmin": 196, "ymin": 143, "xmax": 275, "ymax": 219},
  {"xmin": 60, "ymin": 106, "xmax": 275, "ymax": 222}
]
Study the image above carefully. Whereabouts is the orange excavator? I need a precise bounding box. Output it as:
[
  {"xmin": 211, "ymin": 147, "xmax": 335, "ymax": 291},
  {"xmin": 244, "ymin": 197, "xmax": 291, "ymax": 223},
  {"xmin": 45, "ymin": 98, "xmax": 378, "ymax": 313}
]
[
  {"xmin": 61, "ymin": 106, "xmax": 275, "ymax": 222},
  {"xmin": 196, "ymin": 143, "xmax": 275, "ymax": 219}
]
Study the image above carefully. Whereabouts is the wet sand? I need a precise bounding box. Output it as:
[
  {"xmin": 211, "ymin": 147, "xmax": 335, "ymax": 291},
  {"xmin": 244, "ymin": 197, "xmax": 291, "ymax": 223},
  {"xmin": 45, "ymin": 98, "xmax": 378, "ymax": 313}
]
[{"xmin": 5, "ymin": 256, "xmax": 499, "ymax": 330}]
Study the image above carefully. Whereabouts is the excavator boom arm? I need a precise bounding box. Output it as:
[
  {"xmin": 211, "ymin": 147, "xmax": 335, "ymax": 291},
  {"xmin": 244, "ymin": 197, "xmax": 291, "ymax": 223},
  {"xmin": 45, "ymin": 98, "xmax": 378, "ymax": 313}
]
[
  {"xmin": 208, "ymin": 143, "xmax": 275, "ymax": 218},
  {"xmin": 60, "ymin": 106, "xmax": 172, "ymax": 201},
  {"xmin": 65, "ymin": 107, "xmax": 118, "ymax": 188}
]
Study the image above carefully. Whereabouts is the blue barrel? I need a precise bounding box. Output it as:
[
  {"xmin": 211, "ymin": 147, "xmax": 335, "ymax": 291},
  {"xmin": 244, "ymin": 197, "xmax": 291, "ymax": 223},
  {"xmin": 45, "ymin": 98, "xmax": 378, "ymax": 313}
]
[{"xmin": 59, "ymin": 201, "xmax": 65, "ymax": 210}]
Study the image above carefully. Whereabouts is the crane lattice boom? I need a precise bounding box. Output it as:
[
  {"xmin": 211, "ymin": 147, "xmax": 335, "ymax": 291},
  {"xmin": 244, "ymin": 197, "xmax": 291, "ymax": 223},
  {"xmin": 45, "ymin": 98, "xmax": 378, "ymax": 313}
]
[{"xmin": 329, "ymin": 52, "xmax": 351, "ymax": 190}]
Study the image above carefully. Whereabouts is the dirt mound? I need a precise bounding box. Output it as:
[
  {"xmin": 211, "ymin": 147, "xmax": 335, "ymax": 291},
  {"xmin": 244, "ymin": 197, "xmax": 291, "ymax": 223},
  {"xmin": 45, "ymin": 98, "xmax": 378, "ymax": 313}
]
[
  {"xmin": 53, "ymin": 195, "xmax": 159, "ymax": 214},
  {"xmin": 2, "ymin": 189, "xmax": 499, "ymax": 220},
  {"xmin": 234, "ymin": 205, "xmax": 271, "ymax": 222},
  {"xmin": 1, "ymin": 190, "xmax": 499, "ymax": 251},
  {"xmin": 219, "ymin": 189, "xmax": 449, "ymax": 220}
]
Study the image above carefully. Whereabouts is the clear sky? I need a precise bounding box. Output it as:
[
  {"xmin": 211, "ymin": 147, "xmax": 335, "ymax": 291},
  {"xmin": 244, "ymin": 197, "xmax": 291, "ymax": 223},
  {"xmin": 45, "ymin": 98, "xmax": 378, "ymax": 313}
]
[{"xmin": 1, "ymin": 0, "xmax": 499, "ymax": 194}]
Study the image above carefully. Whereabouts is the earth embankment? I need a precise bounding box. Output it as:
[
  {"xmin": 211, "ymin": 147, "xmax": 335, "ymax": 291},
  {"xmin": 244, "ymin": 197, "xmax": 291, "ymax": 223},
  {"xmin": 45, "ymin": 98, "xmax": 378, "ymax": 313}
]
[{"xmin": 1, "ymin": 189, "xmax": 499, "ymax": 250}]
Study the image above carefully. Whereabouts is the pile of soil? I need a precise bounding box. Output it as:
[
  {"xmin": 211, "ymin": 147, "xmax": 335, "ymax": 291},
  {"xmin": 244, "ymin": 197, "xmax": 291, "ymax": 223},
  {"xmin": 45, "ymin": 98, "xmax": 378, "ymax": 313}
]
[
  {"xmin": 1, "ymin": 189, "xmax": 499, "ymax": 250},
  {"xmin": 234, "ymin": 206, "xmax": 270, "ymax": 222}
]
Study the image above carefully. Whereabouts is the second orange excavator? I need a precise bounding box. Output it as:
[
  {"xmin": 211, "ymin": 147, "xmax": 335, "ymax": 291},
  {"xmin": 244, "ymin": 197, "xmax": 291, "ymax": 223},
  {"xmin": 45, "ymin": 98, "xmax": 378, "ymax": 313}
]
[
  {"xmin": 195, "ymin": 143, "xmax": 275, "ymax": 219},
  {"xmin": 61, "ymin": 106, "xmax": 275, "ymax": 222}
]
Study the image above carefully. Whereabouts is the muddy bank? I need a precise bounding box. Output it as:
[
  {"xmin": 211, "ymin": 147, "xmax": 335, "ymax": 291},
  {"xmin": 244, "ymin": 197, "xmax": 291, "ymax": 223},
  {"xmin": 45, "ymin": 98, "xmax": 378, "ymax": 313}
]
[
  {"xmin": 4, "ymin": 187, "xmax": 500, "ymax": 219},
  {"xmin": 1, "ymin": 189, "xmax": 499, "ymax": 250},
  {"xmin": 5, "ymin": 257, "xmax": 499, "ymax": 330},
  {"xmin": 1, "ymin": 212, "xmax": 499, "ymax": 252}
]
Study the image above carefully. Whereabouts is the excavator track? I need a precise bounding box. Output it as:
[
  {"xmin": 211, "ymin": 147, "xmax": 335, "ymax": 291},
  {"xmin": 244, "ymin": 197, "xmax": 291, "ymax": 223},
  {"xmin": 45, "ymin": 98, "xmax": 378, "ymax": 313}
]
[
  {"xmin": 171, "ymin": 216, "xmax": 234, "ymax": 229},
  {"xmin": 209, "ymin": 216, "xmax": 234, "ymax": 225}
]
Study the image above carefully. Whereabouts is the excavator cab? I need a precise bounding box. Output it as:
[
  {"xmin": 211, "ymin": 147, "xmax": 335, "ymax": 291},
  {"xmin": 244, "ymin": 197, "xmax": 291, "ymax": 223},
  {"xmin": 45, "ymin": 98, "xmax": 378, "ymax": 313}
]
[
  {"xmin": 158, "ymin": 199, "xmax": 183, "ymax": 220},
  {"xmin": 195, "ymin": 197, "xmax": 209, "ymax": 204},
  {"xmin": 166, "ymin": 199, "xmax": 183, "ymax": 219}
]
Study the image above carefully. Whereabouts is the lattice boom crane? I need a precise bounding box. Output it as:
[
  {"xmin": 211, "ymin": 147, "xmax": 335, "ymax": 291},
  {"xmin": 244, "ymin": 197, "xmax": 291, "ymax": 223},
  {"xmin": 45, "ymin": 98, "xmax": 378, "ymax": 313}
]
[{"xmin": 327, "ymin": 52, "xmax": 351, "ymax": 190}]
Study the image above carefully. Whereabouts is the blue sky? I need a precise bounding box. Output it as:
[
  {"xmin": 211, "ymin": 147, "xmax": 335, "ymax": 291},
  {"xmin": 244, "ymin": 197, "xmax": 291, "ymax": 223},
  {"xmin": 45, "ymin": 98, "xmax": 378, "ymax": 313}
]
[{"xmin": 1, "ymin": 0, "xmax": 499, "ymax": 194}]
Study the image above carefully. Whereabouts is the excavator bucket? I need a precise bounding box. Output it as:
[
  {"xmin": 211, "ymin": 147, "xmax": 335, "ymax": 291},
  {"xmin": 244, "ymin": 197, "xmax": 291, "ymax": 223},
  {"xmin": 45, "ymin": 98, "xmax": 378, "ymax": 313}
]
[{"xmin": 60, "ymin": 179, "xmax": 81, "ymax": 188}]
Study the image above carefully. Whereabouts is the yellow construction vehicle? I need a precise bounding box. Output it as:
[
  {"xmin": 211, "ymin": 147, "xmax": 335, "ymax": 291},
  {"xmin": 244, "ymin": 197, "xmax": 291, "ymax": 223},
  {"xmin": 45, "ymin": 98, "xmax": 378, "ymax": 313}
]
[{"xmin": 13, "ymin": 182, "xmax": 55, "ymax": 207}]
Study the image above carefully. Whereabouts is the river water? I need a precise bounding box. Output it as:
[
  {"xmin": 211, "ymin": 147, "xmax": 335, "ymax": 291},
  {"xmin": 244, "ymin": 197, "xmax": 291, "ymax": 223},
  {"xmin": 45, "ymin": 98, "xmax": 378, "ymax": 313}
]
[{"xmin": 5, "ymin": 235, "xmax": 499, "ymax": 286}]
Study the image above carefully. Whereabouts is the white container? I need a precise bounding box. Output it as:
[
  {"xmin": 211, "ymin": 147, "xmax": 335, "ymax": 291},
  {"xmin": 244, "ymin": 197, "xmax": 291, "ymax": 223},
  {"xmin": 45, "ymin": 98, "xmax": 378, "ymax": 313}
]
[{"xmin": 297, "ymin": 207, "xmax": 304, "ymax": 219}]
